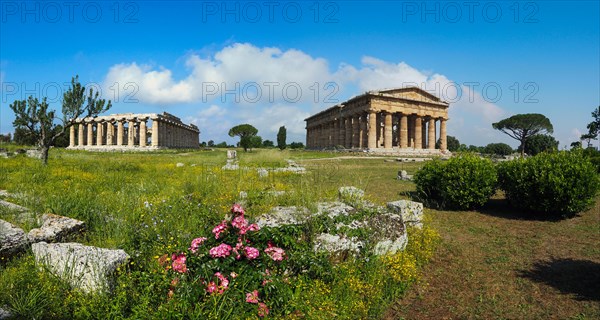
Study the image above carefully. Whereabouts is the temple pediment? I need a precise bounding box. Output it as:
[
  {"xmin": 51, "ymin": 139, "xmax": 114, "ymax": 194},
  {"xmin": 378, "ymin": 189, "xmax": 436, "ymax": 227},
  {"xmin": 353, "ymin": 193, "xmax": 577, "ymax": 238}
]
[{"xmin": 376, "ymin": 87, "xmax": 446, "ymax": 105}]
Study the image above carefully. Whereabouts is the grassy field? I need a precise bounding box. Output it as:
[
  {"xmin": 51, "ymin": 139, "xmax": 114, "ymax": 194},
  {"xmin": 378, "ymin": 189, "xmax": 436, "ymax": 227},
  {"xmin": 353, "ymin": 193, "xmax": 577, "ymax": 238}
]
[{"xmin": 1, "ymin": 148, "xmax": 598, "ymax": 319}]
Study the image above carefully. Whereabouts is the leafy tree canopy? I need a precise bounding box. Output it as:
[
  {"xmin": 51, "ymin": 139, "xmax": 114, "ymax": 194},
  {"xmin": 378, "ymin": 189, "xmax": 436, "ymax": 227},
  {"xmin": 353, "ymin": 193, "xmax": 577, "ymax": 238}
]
[{"xmin": 492, "ymin": 113, "xmax": 553, "ymax": 156}]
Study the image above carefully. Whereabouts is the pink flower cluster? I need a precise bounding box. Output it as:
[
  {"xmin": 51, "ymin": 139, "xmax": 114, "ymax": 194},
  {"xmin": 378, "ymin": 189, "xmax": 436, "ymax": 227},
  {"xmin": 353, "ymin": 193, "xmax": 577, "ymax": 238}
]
[
  {"xmin": 209, "ymin": 243, "xmax": 232, "ymax": 258},
  {"xmin": 212, "ymin": 220, "xmax": 228, "ymax": 239},
  {"xmin": 171, "ymin": 253, "xmax": 187, "ymax": 273},
  {"xmin": 264, "ymin": 242, "xmax": 285, "ymax": 261},
  {"xmin": 206, "ymin": 272, "xmax": 229, "ymax": 295},
  {"xmin": 168, "ymin": 204, "xmax": 285, "ymax": 317},
  {"xmin": 189, "ymin": 237, "xmax": 207, "ymax": 253},
  {"xmin": 246, "ymin": 290, "xmax": 269, "ymax": 317}
]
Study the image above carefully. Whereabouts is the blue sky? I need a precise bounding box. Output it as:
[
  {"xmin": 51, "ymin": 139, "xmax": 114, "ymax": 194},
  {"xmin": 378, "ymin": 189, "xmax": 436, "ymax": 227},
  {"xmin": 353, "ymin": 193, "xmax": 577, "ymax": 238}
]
[{"xmin": 1, "ymin": 0, "xmax": 599, "ymax": 147}]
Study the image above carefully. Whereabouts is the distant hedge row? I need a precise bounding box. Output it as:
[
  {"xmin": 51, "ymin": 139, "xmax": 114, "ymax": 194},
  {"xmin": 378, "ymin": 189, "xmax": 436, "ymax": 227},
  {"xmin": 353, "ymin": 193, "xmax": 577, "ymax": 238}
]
[{"xmin": 414, "ymin": 151, "xmax": 600, "ymax": 216}]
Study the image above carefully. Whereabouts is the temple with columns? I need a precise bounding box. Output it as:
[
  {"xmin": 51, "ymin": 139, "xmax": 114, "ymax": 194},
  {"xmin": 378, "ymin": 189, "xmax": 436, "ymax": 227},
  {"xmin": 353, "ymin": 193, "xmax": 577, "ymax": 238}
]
[
  {"xmin": 305, "ymin": 87, "xmax": 449, "ymax": 153},
  {"xmin": 67, "ymin": 112, "xmax": 200, "ymax": 150}
]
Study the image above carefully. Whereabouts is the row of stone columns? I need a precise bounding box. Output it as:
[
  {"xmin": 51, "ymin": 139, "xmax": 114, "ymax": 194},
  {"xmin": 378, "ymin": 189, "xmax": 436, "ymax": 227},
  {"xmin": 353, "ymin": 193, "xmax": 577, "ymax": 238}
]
[
  {"xmin": 306, "ymin": 111, "xmax": 447, "ymax": 151},
  {"xmin": 69, "ymin": 117, "xmax": 199, "ymax": 149}
]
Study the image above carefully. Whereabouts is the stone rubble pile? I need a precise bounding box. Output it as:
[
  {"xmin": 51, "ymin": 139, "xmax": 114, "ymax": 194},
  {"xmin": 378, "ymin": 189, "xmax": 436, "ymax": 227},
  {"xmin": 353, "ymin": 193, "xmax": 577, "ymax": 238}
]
[
  {"xmin": 0, "ymin": 194, "xmax": 128, "ymax": 294},
  {"xmin": 256, "ymin": 186, "xmax": 424, "ymax": 257}
]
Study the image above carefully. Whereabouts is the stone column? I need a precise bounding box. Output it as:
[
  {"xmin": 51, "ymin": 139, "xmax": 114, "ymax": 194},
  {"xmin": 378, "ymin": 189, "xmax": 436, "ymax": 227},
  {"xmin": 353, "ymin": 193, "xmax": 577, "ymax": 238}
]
[
  {"xmin": 117, "ymin": 121, "xmax": 124, "ymax": 146},
  {"xmin": 69, "ymin": 125, "xmax": 75, "ymax": 147},
  {"xmin": 339, "ymin": 118, "xmax": 345, "ymax": 146},
  {"xmin": 140, "ymin": 119, "xmax": 147, "ymax": 147},
  {"xmin": 352, "ymin": 114, "xmax": 360, "ymax": 148},
  {"xmin": 106, "ymin": 122, "xmax": 114, "ymax": 146},
  {"xmin": 422, "ymin": 119, "xmax": 427, "ymax": 149},
  {"xmin": 400, "ymin": 114, "xmax": 408, "ymax": 148},
  {"xmin": 78, "ymin": 123, "xmax": 84, "ymax": 146},
  {"xmin": 96, "ymin": 121, "xmax": 104, "ymax": 146},
  {"xmin": 384, "ymin": 112, "xmax": 393, "ymax": 149},
  {"xmin": 360, "ymin": 114, "xmax": 368, "ymax": 148},
  {"xmin": 428, "ymin": 118, "xmax": 436, "ymax": 150},
  {"xmin": 408, "ymin": 116, "xmax": 414, "ymax": 148},
  {"xmin": 414, "ymin": 115, "xmax": 422, "ymax": 149},
  {"xmin": 128, "ymin": 120, "xmax": 135, "ymax": 147},
  {"xmin": 152, "ymin": 119, "xmax": 160, "ymax": 147},
  {"xmin": 440, "ymin": 118, "xmax": 447, "ymax": 151},
  {"xmin": 87, "ymin": 122, "xmax": 94, "ymax": 146},
  {"xmin": 376, "ymin": 113, "xmax": 383, "ymax": 147},
  {"xmin": 368, "ymin": 111, "xmax": 377, "ymax": 149},
  {"xmin": 345, "ymin": 117, "xmax": 352, "ymax": 148}
]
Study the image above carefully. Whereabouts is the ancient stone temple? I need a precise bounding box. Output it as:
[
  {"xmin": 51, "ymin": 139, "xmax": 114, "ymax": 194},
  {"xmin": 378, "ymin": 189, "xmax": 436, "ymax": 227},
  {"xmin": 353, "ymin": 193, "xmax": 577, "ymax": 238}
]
[
  {"xmin": 305, "ymin": 87, "xmax": 449, "ymax": 153},
  {"xmin": 67, "ymin": 112, "xmax": 199, "ymax": 150}
]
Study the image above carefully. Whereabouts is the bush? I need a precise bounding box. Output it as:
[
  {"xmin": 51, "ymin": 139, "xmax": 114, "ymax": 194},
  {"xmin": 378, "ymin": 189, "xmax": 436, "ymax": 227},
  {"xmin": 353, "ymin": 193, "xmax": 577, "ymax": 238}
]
[
  {"xmin": 483, "ymin": 142, "xmax": 513, "ymax": 156},
  {"xmin": 414, "ymin": 154, "xmax": 497, "ymax": 210},
  {"xmin": 497, "ymin": 150, "xmax": 600, "ymax": 216}
]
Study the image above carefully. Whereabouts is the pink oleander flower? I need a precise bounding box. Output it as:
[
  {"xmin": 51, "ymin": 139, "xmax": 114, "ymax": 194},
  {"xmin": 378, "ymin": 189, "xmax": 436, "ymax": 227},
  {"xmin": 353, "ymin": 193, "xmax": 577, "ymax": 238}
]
[
  {"xmin": 215, "ymin": 272, "xmax": 229, "ymax": 289},
  {"xmin": 206, "ymin": 281, "xmax": 217, "ymax": 294},
  {"xmin": 244, "ymin": 246, "xmax": 260, "ymax": 260},
  {"xmin": 246, "ymin": 290, "xmax": 259, "ymax": 304},
  {"xmin": 231, "ymin": 203, "xmax": 245, "ymax": 215},
  {"xmin": 171, "ymin": 253, "xmax": 188, "ymax": 273},
  {"xmin": 264, "ymin": 243, "xmax": 285, "ymax": 261},
  {"xmin": 232, "ymin": 215, "xmax": 248, "ymax": 230},
  {"xmin": 230, "ymin": 272, "xmax": 238, "ymax": 278},
  {"xmin": 258, "ymin": 302, "xmax": 269, "ymax": 317},
  {"xmin": 209, "ymin": 243, "xmax": 232, "ymax": 258},
  {"xmin": 212, "ymin": 220, "xmax": 228, "ymax": 239},
  {"xmin": 189, "ymin": 237, "xmax": 207, "ymax": 253},
  {"xmin": 248, "ymin": 223, "xmax": 260, "ymax": 232}
]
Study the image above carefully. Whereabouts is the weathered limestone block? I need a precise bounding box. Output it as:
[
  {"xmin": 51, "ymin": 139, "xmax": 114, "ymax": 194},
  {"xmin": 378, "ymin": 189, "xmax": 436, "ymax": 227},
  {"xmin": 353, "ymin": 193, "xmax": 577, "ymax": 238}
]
[
  {"xmin": 317, "ymin": 201, "xmax": 355, "ymax": 218},
  {"xmin": 222, "ymin": 159, "xmax": 239, "ymax": 170},
  {"xmin": 0, "ymin": 219, "xmax": 29, "ymax": 259},
  {"xmin": 397, "ymin": 170, "xmax": 413, "ymax": 181},
  {"xmin": 26, "ymin": 149, "xmax": 43, "ymax": 159},
  {"xmin": 0, "ymin": 199, "xmax": 29, "ymax": 212},
  {"xmin": 31, "ymin": 242, "xmax": 129, "ymax": 293},
  {"xmin": 0, "ymin": 307, "xmax": 12, "ymax": 319},
  {"xmin": 313, "ymin": 233, "xmax": 364, "ymax": 256},
  {"xmin": 27, "ymin": 214, "xmax": 86, "ymax": 243},
  {"xmin": 227, "ymin": 150, "xmax": 237, "ymax": 159},
  {"xmin": 256, "ymin": 206, "xmax": 309, "ymax": 228},
  {"xmin": 387, "ymin": 200, "xmax": 424, "ymax": 229},
  {"xmin": 257, "ymin": 168, "xmax": 269, "ymax": 178},
  {"xmin": 368, "ymin": 213, "xmax": 408, "ymax": 255},
  {"xmin": 338, "ymin": 186, "xmax": 365, "ymax": 204}
]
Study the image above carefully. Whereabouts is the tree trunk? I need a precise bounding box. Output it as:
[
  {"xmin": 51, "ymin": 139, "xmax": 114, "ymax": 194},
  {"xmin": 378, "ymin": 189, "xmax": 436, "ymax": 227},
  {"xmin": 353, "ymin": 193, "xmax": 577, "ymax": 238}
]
[{"xmin": 41, "ymin": 146, "xmax": 50, "ymax": 165}]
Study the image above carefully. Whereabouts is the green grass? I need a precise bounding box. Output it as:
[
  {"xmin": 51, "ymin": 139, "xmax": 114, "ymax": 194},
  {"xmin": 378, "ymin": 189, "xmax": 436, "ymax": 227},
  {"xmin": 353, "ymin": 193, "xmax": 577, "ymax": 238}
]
[
  {"xmin": 0, "ymin": 148, "xmax": 433, "ymax": 319},
  {"xmin": 2, "ymin": 148, "xmax": 598, "ymax": 319}
]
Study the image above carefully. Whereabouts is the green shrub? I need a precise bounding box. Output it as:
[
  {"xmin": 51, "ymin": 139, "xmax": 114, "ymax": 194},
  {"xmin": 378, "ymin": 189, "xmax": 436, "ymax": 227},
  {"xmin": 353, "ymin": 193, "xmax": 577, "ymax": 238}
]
[
  {"xmin": 483, "ymin": 142, "xmax": 513, "ymax": 156},
  {"xmin": 414, "ymin": 154, "xmax": 497, "ymax": 210},
  {"xmin": 497, "ymin": 150, "xmax": 600, "ymax": 216}
]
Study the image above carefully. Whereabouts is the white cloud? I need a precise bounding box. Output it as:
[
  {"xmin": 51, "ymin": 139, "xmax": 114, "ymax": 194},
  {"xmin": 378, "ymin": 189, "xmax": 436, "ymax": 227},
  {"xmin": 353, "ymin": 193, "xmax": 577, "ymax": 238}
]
[{"xmin": 104, "ymin": 43, "xmax": 508, "ymax": 145}]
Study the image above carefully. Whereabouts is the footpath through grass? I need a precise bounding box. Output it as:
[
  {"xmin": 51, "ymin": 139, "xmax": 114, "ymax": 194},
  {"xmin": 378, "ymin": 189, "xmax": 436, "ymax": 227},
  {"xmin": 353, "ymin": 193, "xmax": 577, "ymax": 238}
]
[{"xmin": 386, "ymin": 195, "xmax": 600, "ymax": 319}]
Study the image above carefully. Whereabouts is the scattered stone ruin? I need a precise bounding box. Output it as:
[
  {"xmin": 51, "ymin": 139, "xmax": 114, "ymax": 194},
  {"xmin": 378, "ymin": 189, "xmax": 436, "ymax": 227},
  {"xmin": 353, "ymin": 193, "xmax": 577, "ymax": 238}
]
[
  {"xmin": 67, "ymin": 112, "xmax": 200, "ymax": 150},
  {"xmin": 305, "ymin": 87, "xmax": 450, "ymax": 154}
]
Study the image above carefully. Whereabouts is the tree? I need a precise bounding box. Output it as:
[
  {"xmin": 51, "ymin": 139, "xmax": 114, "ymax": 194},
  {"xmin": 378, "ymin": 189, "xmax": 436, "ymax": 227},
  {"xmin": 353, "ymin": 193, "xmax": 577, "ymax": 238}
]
[
  {"xmin": 581, "ymin": 133, "xmax": 596, "ymax": 148},
  {"xmin": 277, "ymin": 126, "xmax": 287, "ymax": 150},
  {"xmin": 520, "ymin": 134, "xmax": 558, "ymax": 156},
  {"xmin": 13, "ymin": 127, "xmax": 37, "ymax": 145},
  {"xmin": 262, "ymin": 140, "xmax": 274, "ymax": 148},
  {"xmin": 207, "ymin": 140, "xmax": 215, "ymax": 147},
  {"xmin": 583, "ymin": 106, "xmax": 600, "ymax": 145},
  {"xmin": 483, "ymin": 143, "xmax": 513, "ymax": 156},
  {"xmin": 228, "ymin": 124, "xmax": 258, "ymax": 152},
  {"xmin": 9, "ymin": 76, "xmax": 111, "ymax": 164},
  {"xmin": 0, "ymin": 133, "xmax": 11, "ymax": 143},
  {"xmin": 289, "ymin": 142, "xmax": 305, "ymax": 149},
  {"xmin": 492, "ymin": 113, "xmax": 553, "ymax": 157},
  {"xmin": 437, "ymin": 135, "xmax": 460, "ymax": 152},
  {"xmin": 570, "ymin": 141, "xmax": 582, "ymax": 149},
  {"xmin": 250, "ymin": 136, "xmax": 262, "ymax": 150}
]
